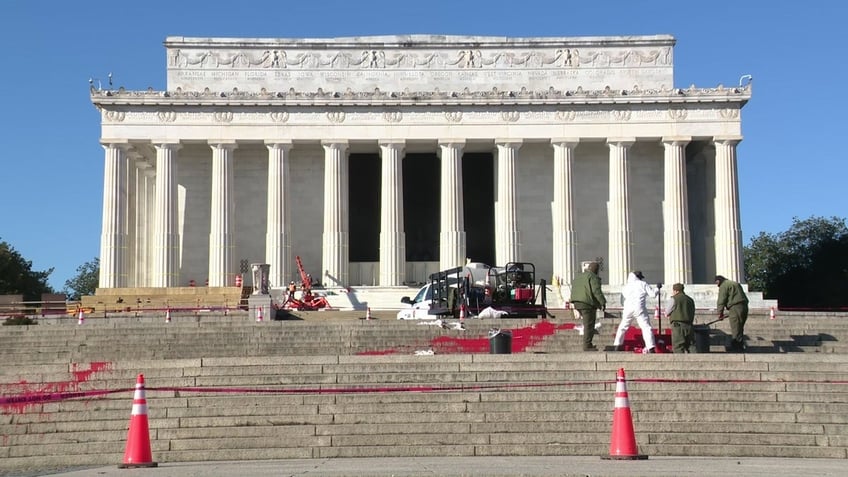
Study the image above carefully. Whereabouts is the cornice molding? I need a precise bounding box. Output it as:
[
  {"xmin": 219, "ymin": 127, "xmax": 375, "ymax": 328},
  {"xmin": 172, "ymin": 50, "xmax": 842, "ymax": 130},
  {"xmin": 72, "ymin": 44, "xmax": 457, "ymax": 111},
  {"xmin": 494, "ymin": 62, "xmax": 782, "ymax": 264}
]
[{"xmin": 92, "ymin": 84, "xmax": 751, "ymax": 108}]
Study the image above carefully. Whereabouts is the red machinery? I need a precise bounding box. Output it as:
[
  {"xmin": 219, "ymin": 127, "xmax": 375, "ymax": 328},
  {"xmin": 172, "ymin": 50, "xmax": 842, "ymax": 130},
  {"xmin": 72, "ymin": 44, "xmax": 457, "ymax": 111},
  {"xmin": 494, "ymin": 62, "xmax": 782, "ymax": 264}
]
[{"xmin": 282, "ymin": 256, "xmax": 330, "ymax": 311}]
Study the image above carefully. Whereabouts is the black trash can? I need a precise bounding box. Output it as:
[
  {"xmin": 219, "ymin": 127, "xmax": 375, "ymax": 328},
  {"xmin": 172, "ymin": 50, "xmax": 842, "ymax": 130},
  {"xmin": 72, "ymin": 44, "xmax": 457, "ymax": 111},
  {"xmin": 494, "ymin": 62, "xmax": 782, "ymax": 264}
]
[
  {"xmin": 488, "ymin": 329, "xmax": 512, "ymax": 354},
  {"xmin": 693, "ymin": 325, "xmax": 711, "ymax": 353}
]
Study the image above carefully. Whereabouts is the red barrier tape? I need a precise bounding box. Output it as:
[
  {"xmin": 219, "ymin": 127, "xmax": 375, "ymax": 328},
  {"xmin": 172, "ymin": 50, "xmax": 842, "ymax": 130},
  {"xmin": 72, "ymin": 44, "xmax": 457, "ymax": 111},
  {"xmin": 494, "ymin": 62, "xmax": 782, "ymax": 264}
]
[
  {"xmin": 5, "ymin": 377, "xmax": 848, "ymax": 409},
  {"xmin": 0, "ymin": 388, "xmax": 128, "ymax": 406}
]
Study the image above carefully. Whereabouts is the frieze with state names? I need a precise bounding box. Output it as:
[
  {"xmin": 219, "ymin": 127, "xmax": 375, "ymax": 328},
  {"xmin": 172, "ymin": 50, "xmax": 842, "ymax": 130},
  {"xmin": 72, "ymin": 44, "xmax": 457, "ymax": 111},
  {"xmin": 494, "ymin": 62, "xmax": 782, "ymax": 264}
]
[{"xmin": 165, "ymin": 35, "xmax": 675, "ymax": 93}]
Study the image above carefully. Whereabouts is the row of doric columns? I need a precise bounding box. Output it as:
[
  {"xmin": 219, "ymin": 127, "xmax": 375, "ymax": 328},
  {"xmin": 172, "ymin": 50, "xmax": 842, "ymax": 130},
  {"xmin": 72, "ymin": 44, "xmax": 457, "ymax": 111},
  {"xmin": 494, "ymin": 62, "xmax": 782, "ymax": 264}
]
[{"xmin": 98, "ymin": 136, "xmax": 744, "ymax": 289}]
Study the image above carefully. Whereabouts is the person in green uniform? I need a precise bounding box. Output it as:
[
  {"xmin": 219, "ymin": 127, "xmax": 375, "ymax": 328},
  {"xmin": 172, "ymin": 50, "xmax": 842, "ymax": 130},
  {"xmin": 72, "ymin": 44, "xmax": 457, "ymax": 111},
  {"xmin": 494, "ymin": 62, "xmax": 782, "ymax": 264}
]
[
  {"xmin": 715, "ymin": 275, "xmax": 749, "ymax": 352},
  {"xmin": 666, "ymin": 283, "xmax": 696, "ymax": 353},
  {"xmin": 569, "ymin": 262, "xmax": 606, "ymax": 351}
]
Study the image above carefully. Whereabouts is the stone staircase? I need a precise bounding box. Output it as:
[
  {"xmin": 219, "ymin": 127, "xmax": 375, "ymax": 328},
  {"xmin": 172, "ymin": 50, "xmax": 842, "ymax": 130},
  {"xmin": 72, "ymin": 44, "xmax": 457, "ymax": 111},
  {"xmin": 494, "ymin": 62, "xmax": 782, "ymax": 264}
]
[{"xmin": 1, "ymin": 311, "xmax": 847, "ymax": 473}]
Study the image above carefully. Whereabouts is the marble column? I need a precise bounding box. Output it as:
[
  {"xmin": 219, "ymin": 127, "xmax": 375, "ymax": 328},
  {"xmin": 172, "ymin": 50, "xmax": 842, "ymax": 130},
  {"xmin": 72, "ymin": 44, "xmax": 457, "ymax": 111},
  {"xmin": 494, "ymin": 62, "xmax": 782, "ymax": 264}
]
[
  {"xmin": 438, "ymin": 140, "xmax": 466, "ymax": 270},
  {"xmin": 662, "ymin": 137, "xmax": 693, "ymax": 285},
  {"xmin": 714, "ymin": 136, "xmax": 745, "ymax": 282},
  {"xmin": 322, "ymin": 141, "xmax": 349, "ymax": 287},
  {"xmin": 495, "ymin": 140, "xmax": 522, "ymax": 265},
  {"xmin": 208, "ymin": 141, "xmax": 237, "ymax": 287},
  {"xmin": 379, "ymin": 140, "xmax": 406, "ymax": 286},
  {"xmin": 152, "ymin": 141, "xmax": 181, "ymax": 288},
  {"xmin": 135, "ymin": 160, "xmax": 155, "ymax": 287},
  {"xmin": 265, "ymin": 141, "xmax": 293, "ymax": 288},
  {"xmin": 551, "ymin": 139, "xmax": 579, "ymax": 284},
  {"xmin": 124, "ymin": 150, "xmax": 144, "ymax": 288},
  {"xmin": 98, "ymin": 140, "xmax": 130, "ymax": 288},
  {"xmin": 607, "ymin": 138, "xmax": 635, "ymax": 286}
]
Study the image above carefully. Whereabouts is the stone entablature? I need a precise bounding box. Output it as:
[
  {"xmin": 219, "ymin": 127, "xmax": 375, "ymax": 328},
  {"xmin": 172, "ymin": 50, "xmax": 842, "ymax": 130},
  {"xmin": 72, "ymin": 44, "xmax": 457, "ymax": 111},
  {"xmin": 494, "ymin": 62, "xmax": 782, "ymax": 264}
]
[
  {"xmin": 92, "ymin": 85, "xmax": 750, "ymax": 140},
  {"xmin": 165, "ymin": 35, "xmax": 675, "ymax": 93}
]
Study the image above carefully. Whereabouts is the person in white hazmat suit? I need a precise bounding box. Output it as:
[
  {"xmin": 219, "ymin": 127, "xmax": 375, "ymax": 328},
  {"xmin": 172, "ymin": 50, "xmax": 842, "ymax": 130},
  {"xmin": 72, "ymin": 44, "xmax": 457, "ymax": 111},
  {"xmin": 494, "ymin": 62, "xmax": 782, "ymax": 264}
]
[{"xmin": 612, "ymin": 271, "xmax": 657, "ymax": 353}]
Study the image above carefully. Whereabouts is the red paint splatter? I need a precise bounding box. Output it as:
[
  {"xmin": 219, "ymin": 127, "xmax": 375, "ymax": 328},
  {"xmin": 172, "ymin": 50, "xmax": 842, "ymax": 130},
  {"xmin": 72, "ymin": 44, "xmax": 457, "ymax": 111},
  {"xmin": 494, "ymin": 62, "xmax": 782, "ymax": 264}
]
[
  {"xmin": 0, "ymin": 361, "xmax": 114, "ymax": 414},
  {"xmin": 620, "ymin": 326, "xmax": 673, "ymax": 353},
  {"xmin": 357, "ymin": 321, "xmax": 577, "ymax": 355},
  {"xmin": 71, "ymin": 361, "xmax": 112, "ymax": 381}
]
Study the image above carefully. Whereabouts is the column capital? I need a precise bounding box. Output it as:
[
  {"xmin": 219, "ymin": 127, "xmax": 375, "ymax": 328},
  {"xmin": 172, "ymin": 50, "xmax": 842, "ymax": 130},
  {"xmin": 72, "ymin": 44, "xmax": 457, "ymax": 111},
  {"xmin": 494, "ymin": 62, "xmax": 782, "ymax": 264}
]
[
  {"xmin": 208, "ymin": 140, "xmax": 238, "ymax": 150},
  {"xmin": 550, "ymin": 138, "xmax": 581, "ymax": 147},
  {"xmin": 438, "ymin": 139, "xmax": 466, "ymax": 148},
  {"xmin": 378, "ymin": 139, "xmax": 406, "ymax": 147},
  {"xmin": 100, "ymin": 139, "xmax": 131, "ymax": 148},
  {"xmin": 606, "ymin": 138, "xmax": 636, "ymax": 147},
  {"xmin": 152, "ymin": 140, "xmax": 182, "ymax": 151},
  {"xmin": 265, "ymin": 140, "xmax": 293, "ymax": 149},
  {"xmin": 714, "ymin": 136, "xmax": 743, "ymax": 146},
  {"xmin": 661, "ymin": 136, "xmax": 692, "ymax": 146},
  {"xmin": 321, "ymin": 140, "xmax": 349, "ymax": 150},
  {"xmin": 495, "ymin": 139, "xmax": 524, "ymax": 148}
]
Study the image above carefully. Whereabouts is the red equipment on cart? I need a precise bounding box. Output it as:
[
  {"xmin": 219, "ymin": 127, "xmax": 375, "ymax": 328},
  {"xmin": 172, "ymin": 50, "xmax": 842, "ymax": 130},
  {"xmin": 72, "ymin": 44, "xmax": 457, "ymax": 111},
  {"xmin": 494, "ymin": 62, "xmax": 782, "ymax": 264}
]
[{"xmin": 282, "ymin": 256, "xmax": 330, "ymax": 311}]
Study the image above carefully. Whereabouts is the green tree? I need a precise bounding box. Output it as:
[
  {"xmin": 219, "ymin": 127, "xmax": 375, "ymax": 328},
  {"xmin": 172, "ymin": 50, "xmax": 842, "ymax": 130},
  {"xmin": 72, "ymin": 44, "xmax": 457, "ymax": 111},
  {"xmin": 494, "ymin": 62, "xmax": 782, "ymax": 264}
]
[
  {"xmin": 744, "ymin": 216, "xmax": 848, "ymax": 308},
  {"xmin": 0, "ymin": 238, "xmax": 54, "ymax": 301},
  {"xmin": 63, "ymin": 257, "xmax": 99, "ymax": 301}
]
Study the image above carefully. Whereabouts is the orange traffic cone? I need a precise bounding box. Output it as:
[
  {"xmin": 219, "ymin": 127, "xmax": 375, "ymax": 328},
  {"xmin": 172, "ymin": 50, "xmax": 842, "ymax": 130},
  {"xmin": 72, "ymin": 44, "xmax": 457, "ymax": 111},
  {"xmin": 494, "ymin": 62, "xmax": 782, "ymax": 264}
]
[
  {"xmin": 459, "ymin": 303, "xmax": 466, "ymax": 322},
  {"xmin": 653, "ymin": 305, "xmax": 660, "ymax": 321},
  {"xmin": 256, "ymin": 306, "xmax": 264, "ymax": 322},
  {"xmin": 366, "ymin": 307, "xmax": 372, "ymax": 321},
  {"xmin": 77, "ymin": 308, "xmax": 85, "ymax": 325},
  {"xmin": 603, "ymin": 368, "xmax": 648, "ymax": 460},
  {"xmin": 165, "ymin": 308, "xmax": 171, "ymax": 323},
  {"xmin": 769, "ymin": 307, "xmax": 776, "ymax": 320},
  {"xmin": 119, "ymin": 374, "xmax": 157, "ymax": 468}
]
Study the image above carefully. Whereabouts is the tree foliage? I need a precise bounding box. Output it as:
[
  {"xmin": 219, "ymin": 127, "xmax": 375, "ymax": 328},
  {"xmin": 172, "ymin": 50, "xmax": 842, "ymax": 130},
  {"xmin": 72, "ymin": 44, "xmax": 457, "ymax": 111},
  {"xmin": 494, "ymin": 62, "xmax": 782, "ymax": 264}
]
[
  {"xmin": 63, "ymin": 257, "xmax": 99, "ymax": 301},
  {"xmin": 0, "ymin": 238, "xmax": 54, "ymax": 301},
  {"xmin": 744, "ymin": 216, "xmax": 848, "ymax": 309}
]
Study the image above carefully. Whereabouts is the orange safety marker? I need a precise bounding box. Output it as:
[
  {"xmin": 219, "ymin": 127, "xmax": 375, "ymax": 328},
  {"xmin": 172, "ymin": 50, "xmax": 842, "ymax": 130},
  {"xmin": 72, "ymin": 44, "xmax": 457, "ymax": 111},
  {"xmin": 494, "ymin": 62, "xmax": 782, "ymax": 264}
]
[
  {"xmin": 366, "ymin": 307, "xmax": 372, "ymax": 321},
  {"xmin": 459, "ymin": 303, "xmax": 466, "ymax": 322},
  {"xmin": 603, "ymin": 368, "xmax": 648, "ymax": 460},
  {"xmin": 77, "ymin": 308, "xmax": 85, "ymax": 325},
  {"xmin": 769, "ymin": 307, "xmax": 776, "ymax": 320},
  {"xmin": 119, "ymin": 374, "xmax": 157, "ymax": 468},
  {"xmin": 165, "ymin": 308, "xmax": 171, "ymax": 324},
  {"xmin": 256, "ymin": 306, "xmax": 264, "ymax": 322}
]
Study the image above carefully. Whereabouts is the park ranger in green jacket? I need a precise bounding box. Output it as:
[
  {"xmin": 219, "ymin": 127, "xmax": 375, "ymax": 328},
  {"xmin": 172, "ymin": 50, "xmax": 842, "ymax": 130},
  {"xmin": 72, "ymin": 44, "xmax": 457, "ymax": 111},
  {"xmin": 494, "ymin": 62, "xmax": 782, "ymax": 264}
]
[
  {"xmin": 715, "ymin": 275, "xmax": 749, "ymax": 352},
  {"xmin": 569, "ymin": 262, "xmax": 606, "ymax": 351},
  {"xmin": 666, "ymin": 283, "xmax": 696, "ymax": 353}
]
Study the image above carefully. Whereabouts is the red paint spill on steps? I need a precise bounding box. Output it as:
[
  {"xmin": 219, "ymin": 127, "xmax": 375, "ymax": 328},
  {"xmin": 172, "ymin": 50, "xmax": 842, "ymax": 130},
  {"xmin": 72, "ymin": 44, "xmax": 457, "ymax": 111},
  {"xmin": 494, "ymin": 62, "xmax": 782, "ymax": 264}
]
[
  {"xmin": 358, "ymin": 321, "xmax": 577, "ymax": 355},
  {"xmin": 0, "ymin": 361, "xmax": 113, "ymax": 414}
]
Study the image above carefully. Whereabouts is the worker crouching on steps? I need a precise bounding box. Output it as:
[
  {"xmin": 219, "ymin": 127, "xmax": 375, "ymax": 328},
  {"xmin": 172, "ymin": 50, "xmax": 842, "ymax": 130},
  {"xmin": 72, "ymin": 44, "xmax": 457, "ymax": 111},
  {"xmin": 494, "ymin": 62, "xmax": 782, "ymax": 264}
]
[{"xmin": 569, "ymin": 261, "xmax": 606, "ymax": 351}]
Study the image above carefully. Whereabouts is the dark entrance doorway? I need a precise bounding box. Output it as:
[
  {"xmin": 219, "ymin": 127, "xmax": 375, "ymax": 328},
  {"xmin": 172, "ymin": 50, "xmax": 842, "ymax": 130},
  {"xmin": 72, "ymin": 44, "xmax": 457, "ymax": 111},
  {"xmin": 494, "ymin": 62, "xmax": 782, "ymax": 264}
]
[
  {"xmin": 462, "ymin": 152, "xmax": 495, "ymax": 265},
  {"xmin": 349, "ymin": 153, "xmax": 380, "ymax": 261},
  {"xmin": 403, "ymin": 153, "xmax": 439, "ymax": 262}
]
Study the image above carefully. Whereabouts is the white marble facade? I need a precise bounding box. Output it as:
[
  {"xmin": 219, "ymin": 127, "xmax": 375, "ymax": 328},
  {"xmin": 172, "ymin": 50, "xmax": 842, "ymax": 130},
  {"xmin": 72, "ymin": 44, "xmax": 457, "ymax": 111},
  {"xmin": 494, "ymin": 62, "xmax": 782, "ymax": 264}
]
[{"xmin": 92, "ymin": 34, "xmax": 750, "ymax": 292}]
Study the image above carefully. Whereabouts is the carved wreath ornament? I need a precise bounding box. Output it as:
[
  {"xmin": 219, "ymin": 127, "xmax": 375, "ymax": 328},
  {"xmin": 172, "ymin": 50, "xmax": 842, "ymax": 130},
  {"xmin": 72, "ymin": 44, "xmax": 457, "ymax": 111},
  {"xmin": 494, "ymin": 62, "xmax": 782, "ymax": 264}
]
[
  {"xmin": 269, "ymin": 111, "xmax": 290, "ymax": 123},
  {"xmin": 327, "ymin": 111, "xmax": 346, "ymax": 123},
  {"xmin": 157, "ymin": 111, "xmax": 177, "ymax": 123},
  {"xmin": 500, "ymin": 111, "xmax": 520, "ymax": 122},
  {"xmin": 383, "ymin": 111, "xmax": 403, "ymax": 123},
  {"xmin": 214, "ymin": 111, "xmax": 234, "ymax": 123},
  {"xmin": 444, "ymin": 111, "xmax": 462, "ymax": 123},
  {"xmin": 104, "ymin": 110, "xmax": 126, "ymax": 122}
]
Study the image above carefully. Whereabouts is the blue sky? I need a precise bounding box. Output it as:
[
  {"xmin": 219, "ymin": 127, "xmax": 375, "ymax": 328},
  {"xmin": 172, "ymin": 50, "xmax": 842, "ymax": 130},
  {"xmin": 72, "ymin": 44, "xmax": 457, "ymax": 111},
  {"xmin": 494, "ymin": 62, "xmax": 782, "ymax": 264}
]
[{"xmin": 1, "ymin": 1, "xmax": 845, "ymax": 290}]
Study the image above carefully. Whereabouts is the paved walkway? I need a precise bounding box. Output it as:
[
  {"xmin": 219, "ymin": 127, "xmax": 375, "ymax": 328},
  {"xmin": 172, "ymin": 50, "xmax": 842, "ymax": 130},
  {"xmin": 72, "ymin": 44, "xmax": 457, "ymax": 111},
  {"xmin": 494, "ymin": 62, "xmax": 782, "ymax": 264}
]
[{"xmin": 13, "ymin": 456, "xmax": 844, "ymax": 477}]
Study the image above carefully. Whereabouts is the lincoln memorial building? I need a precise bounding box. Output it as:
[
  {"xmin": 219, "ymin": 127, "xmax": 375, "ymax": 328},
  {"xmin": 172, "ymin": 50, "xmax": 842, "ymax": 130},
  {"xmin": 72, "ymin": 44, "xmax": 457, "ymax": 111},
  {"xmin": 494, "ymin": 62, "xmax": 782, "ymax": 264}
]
[{"xmin": 90, "ymin": 34, "xmax": 750, "ymax": 294}]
